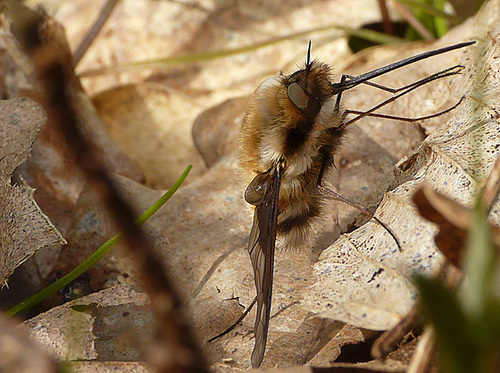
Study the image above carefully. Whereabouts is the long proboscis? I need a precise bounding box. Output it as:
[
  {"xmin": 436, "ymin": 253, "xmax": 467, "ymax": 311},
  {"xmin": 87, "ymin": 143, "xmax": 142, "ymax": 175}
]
[{"xmin": 331, "ymin": 41, "xmax": 475, "ymax": 94}]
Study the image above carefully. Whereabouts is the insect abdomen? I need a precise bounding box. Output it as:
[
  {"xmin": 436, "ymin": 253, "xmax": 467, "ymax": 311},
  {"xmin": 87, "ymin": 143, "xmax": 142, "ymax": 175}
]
[{"xmin": 276, "ymin": 175, "xmax": 323, "ymax": 249}]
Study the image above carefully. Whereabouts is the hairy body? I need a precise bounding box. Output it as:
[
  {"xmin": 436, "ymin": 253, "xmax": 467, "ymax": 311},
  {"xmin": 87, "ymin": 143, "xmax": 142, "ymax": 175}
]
[
  {"xmin": 237, "ymin": 41, "xmax": 473, "ymax": 367},
  {"xmin": 239, "ymin": 61, "xmax": 344, "ymax": 250}
]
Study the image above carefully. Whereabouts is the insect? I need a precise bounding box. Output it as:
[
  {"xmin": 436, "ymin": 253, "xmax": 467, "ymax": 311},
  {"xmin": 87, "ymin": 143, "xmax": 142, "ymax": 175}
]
[{"xmin": 238, "ymin": 40, "xmax": 474, "ymax": 368}]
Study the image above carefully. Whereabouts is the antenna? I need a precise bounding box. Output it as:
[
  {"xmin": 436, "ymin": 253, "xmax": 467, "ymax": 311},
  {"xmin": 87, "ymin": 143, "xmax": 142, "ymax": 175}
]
[{"xmin": 306, "ymin": 40, "xmax": 312, "ymax": 70}]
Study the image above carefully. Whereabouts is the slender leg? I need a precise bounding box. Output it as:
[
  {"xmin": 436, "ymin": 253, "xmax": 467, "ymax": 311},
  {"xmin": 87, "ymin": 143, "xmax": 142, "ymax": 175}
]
[
  {"xmin": 335, "ymin": 74, "xmax": 349, "ymax": 113},
  {"xmin": 319, "ymin": 186, "xmax": 402, "ymax": 251},
  {"xmin": 345, "ymin": 95, "xmax": 465, "ymax": 122},
  {"xmin": 341, "ymin": 65, "xmax": 460, "ymax": 94},
  {"xmin": 339, "ymin": 65, "xmax": 464, "ymax": 129}
]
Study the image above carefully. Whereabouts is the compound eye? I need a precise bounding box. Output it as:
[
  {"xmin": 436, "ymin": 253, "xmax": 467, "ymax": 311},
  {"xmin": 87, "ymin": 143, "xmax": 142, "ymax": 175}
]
[{"xmin": 287, "ymin": 82, "xmax": 321, "ymax": 119}]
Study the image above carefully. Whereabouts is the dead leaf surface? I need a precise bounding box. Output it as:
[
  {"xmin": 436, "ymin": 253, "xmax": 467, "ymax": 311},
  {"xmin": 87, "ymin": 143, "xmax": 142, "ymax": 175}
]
[
  {"xmin": 0, "ymin": 98, "xmax": 66, "ymax": 285},
  {"xmin": 9, "ymin": 0, "xmax": 498, "ymax": 371},
  {"xmin": 25, "ymin": 285, "xmax": 150, "ymax": 361},
  {"xmin": 50, "ymin": 174, "xmax": 163, "ymax": 294},
  {"xmin": 302, "ymin": 0, "xmax": 500, "ymax": 330},
  {"xmin": 0, "ymin": 314, "xmax": 59, "ymax": 373},
  {"xmin": 66, "ymin": 361, "xmax": 152, "ymax": 373},
  {"xmin": 92, "ymin": 83, "xmax": 206, "ymax": 188},
  {"xmin": 55, "ymin": 0, "xmax": 383, "ymax": 95}
]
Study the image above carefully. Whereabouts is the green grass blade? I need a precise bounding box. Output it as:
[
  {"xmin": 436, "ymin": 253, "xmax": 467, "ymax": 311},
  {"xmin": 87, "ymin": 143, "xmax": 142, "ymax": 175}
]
[
  {"xmin": 395, "ymin": 0, "xmax": 458, "ymax": 22},
  {"xmin": 460, "ymin": 197, "xmax": 497, "ymax": 326},
  {"xmin": 416, "ymin": 276, "xmax": 476, "ymax": 373},
  {"xmin": 78, "ymin": 25, "xmax": 404, "ymax": 78},
  {"xmin": 432, "ymin": 0, "xmax": 449, "ymax": 38},
  {"xmin": 6, "ymin": 165, "xmax": 192, "ymax": 317}
]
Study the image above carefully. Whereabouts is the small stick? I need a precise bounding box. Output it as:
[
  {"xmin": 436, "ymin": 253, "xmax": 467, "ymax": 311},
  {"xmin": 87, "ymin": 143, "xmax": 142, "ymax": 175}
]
[
  {"xmin": 207, "ymin": 296, "xmax": 257, "ymax": 343},
  {"xmin": 73, "ymin": 0, "xmax": 119, "ymax": 67}
]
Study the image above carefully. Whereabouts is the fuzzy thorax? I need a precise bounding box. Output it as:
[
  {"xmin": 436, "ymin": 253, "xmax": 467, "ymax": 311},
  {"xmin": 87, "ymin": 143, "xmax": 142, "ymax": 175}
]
[{"xmin": 239, "ymin": 61, "xmax": 345, "ymax": 249}]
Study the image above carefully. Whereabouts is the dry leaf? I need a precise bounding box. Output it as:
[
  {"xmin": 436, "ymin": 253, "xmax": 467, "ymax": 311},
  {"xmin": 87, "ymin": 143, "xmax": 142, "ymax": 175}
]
[
  {"xmin": 25, "ymin": 285, "xmax": 150, "ymax": 361},
  {"xmin": 301, "ymin": 0, "xmax": 500, "ymax": 330},
  {"xmin": 66, "ymin": 361, "xmax": 152, "ymax": 373},
  {"xmin": 0, "ymin": 8, "xmax": 142, "ymax": 235},
  {"xmin": 0, "ymin": 314, "xmax": 59, "ymax": 373},
  {"xmin": 13, "ymin": 0, "xmax": 497, "ymax": 371},
  {"xmin": 192, "ymin": 96, "xmax": 248, "ymax": 168},
  {"xmin": 56, "ymin": 0, "xmax": 384, "ymax": 96},
  {"xmin": 0, "ymin": 98, "xmax": 66, "ymax": 285},
  {"xmin": 92, "ymin": 83, "xmax": 206, "ymax": 188},
  {"xmin": 412, "ymin": 186, "xmax": 469, "ymax": 267},
  {"xmin": 50, "ymin": 174, "xmax": 164, "ymax": 294}
]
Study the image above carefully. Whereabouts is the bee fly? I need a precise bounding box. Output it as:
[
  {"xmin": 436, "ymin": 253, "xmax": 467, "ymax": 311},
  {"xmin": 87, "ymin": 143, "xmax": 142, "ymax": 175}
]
[{"xmin": 238, "ymin": 40, "xmax": 474, "ymax": 367}]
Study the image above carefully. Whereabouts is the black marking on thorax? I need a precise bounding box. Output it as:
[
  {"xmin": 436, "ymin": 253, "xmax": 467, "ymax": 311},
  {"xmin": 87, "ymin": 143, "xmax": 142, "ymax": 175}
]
[{"xmin": 282, "ymin": 119, "xmax": 313, "ymax": 157}]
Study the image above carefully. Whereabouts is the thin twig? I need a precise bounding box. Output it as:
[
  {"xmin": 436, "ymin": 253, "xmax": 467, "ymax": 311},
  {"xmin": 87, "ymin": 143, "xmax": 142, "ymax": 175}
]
[
  {"xmin": 73, "ymin": 0, "xmax": 119, "ymax": 67},
  {"xmin": 207, "ymin": 296, "xmax": 257, "ymax": 343},
  {"xmin": 9, "ymin": 6, "xmax": 208, "ymax": 373},
  {"xmin": 378, "ymin": 0, "xmax": 394, "ymax": 35},
  {"xmin": 407, "ymin": 327, "xmax": 435, "ymax": 373},
  {"xmin": 392, "ymin": 1, "xmax": 435, "ymax": 40}
]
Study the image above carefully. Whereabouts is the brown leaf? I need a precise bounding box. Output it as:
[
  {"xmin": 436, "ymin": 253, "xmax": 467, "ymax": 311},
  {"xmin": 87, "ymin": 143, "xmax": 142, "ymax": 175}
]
[
  {"xmin": 412, "ymin": 186, "xmax": 468, "ymax": 267},
  {"xmin": 0, "ymin": 98, "xmax": 66, "ymax": 284},
  {"xmin": 50, "ymin": 174, "xmax": 163, "ymax": 294},
  {"xmin": 15, "ymin": 0, "xmax": 496, "ymax": 370},
  {"xmin": 302, "ymin": 0, "xmax": 500, "ymax": 331},
  {"xmin": 0, "ymin": 9, "xmax": 143, "ymax": 247},
  {"xmin": 92, "ymin": 83, "xmax": 207, "ymax": 188},
  {"xmin": 66, "ymin": 361, "xmax": 152, "ymax": 373},
  {"xmin": 192, "ymin": 96, "xmax": 248, "ymax": 168},
  {"xmin": 65, "ymin": 1, "xmax": 381, "ymax": 95},
  {"xmin": 25, "ymin": 285, "xmax": 151, "ymax": 361},
  {"xmin": 0, "ymin": 314, "xmax": 59, "ymax": 372}
]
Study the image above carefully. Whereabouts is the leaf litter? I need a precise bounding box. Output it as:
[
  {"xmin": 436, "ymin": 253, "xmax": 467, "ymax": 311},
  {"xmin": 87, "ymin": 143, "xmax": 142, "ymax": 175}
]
[
  {"xmin": 0, "ymin": 98, "xmax": 66, "ymax": 285},
  {"xmin": 302, "ymin": 0, "xmax": 500, "ymax": 333},
  {"xmin": 0, "ymin": 0, "xmax": 499, "ymax": 372}
]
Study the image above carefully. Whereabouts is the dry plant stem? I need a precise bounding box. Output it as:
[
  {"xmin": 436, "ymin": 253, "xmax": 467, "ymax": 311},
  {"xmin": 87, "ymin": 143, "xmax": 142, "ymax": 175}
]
[
  {"xmin": 207, "ymin": 296, "xmax": 257, "ymax": 343},
  {"xmin": 392, "ymin": 1, "xmax": 435, "ymax": 40},
  {"xmin": 407, "ymin": 327, "xmax": 435, "ymax": 373},
  {"xmin": 11, "ymin": 10, "xmax": 208, "ymax": 373},
  {"xmin": 378, "ymin": 0, "xmax": 394, "ymax": 35},
  {"xmin": 72, "ymin": 0, "xmax": 119, "ymax": 67},
  {"xmin": 481, "ymin": 153, "xmax": 500, "ymax": 214},
  {"xmin": 371, "ymin": 306, "xmax": 419, "ymax": 359}
]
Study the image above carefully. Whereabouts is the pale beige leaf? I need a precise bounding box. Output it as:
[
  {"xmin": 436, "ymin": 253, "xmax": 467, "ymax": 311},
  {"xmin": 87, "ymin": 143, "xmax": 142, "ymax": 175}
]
[
  {"xmin": 17, "ymin": 0, "xmax": 496, "ymax": 370},
  {"xmin": 302, "ymin": 0, "xmax": 500, "ymax": 330},
  {"xmin": 66, "ymin": 361, "xmax": 152, "ymax": 373},
  {"xmin": 0, "ymin": 98, "xmax": 66, "ymax": 284},
  {"xmin": 0, "ymin": 314, "xmax": 59, "ymax": 373},
  {"xmin": 25, "ymin": 285, "xmax": 150, "ymax": 361},
  {"xmin": 92, "ymin": 83, "xmax": 206, "ymax": 188},
  {"xmin": 47, "ymin": 0, "xmax": 383, "ymax": 95}
]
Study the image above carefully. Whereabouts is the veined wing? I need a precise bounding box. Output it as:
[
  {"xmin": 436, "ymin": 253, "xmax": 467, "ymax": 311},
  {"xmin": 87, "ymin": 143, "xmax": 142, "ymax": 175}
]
[{"xmin": 245, "ymin": 165, "xmax": 282, "ymax": 368}]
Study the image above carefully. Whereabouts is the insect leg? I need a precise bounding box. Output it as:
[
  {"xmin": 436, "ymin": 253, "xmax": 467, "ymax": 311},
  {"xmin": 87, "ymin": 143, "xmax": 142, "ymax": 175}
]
[
  {"xmin": 340, "ymin": 65, "xmax": 459, "ymax": 94},
  {"xmin": 207, "ymin": 296, "xmax": 257, "ymax": 343},
  {"xmin": 334, "ymin": 74, "xmax": 349, "ymax": 113},
  {"xmin": 339, "ymin": 64, "xmax": 464, "ymax": 129},
  {"xmin": 319, "ymin": 186, "xmax": 402, "ymax": 251},
  {"xmin": 346, "ymin": 95, "xmax": 465, "ymax": 122}
]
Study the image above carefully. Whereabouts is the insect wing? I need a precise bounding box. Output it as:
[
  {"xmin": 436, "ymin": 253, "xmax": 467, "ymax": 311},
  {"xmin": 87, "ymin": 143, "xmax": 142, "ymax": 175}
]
[{"xmin": 247, "ymin": 166, "xmax": 282, "ymax": 368}]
